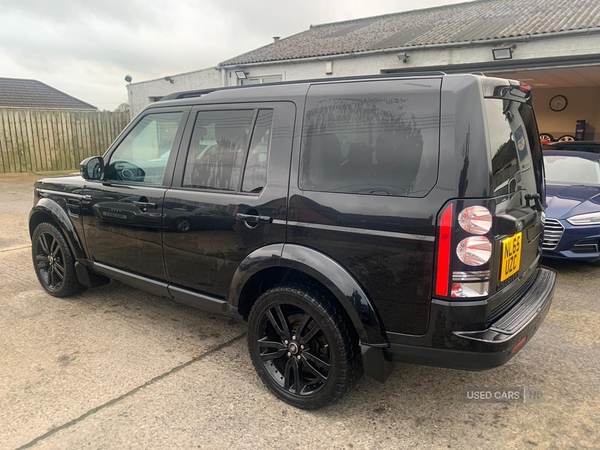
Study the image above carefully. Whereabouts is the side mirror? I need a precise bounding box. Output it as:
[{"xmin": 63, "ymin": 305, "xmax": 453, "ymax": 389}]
[{"xmin": 80, "ymin": 156, "xmax": 104, "ymax": 181}]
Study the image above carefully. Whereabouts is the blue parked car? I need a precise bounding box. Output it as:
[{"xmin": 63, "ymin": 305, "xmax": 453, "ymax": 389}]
[{"xmin": 542, "ymin": 150, "xmax": 600, "ymax": 263}]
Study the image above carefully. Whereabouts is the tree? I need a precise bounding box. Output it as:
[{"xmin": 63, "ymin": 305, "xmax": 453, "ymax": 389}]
[{"xmin": 115, "ymin": 102, "xmax": 130, "ymax": 114}]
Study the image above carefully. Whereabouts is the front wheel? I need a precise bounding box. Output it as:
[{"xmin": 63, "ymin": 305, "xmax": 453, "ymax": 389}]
[
  {"xmin": 31, "ymin": 222, "xmax": 86, "ymax": 297},
  {"xmin": 248, "ymin": 283, "xmax": 362, "ymax": 409}
]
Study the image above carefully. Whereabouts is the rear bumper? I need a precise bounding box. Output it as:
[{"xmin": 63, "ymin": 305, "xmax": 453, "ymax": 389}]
[{"xmin": 384, "ymin": 267, "xmax": 556, "ymax": 370}]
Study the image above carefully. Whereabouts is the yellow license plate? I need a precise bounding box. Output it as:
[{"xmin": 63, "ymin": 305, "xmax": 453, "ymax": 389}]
[{"xmin": 500, "ymin": 232, "xmax": 522, "ymax": 281}]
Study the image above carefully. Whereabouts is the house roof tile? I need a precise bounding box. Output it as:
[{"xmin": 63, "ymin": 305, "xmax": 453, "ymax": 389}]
[
  {"xmin": 219, "ymin": 0, "xmax": 600, "ymax": 66},
  {"xmin": 0, "ymin": 77, "xmax": 97, "ymax": 110}
]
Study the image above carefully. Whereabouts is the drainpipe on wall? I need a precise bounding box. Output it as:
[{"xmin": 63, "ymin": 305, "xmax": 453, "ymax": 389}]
[{"xmin": 220, "ymin": 68, "xmax": 227, "ymax": 87}]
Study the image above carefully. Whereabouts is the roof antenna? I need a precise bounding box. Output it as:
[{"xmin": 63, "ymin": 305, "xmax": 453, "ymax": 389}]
[{"xmin": 273, "ymin": 36, "xmax": 280, "ymax": 42}]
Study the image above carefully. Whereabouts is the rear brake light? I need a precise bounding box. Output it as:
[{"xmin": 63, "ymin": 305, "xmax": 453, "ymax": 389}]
[
  {"xmin": 519, "ymin": 82, "xmax": 532, "ymax": 94},
  {"xmin": 435, "ymin": 204, "xmax": 453, "ymax": 297},
  {"xmin": 458, "ymin": 206, "xmax": 492, "ymax": 235},
  {"xmin": 456, "ymin": 236, "xmax": 492, "ymax": 266},
  {"xmin": 435, "ymin": 202, "xmax": 495, "ymax": 299}
]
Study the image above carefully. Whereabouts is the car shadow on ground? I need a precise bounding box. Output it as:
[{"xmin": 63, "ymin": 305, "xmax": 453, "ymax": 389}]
[{"xmin": 542, "ymin": 257, "xmax": 599, "ymax": 275}]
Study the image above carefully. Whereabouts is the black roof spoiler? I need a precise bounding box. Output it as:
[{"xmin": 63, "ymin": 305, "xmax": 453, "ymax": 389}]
[
  {"xmin": 159, "ymin": 71, "xmax": 447, "ymax": 102},
  {"xmin": 482, "ymin": 77, "xmax": 532, "ymax": 103}
]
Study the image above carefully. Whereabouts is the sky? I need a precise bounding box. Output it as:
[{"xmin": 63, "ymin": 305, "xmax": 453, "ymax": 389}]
[{"xmin": 0, "ymin": 0, "xmax": 470, "ymax": 110}]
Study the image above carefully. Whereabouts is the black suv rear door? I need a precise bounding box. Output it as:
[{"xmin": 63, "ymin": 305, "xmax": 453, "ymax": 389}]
[
  {"xmin": 162, "ymin": 102, "xmax": 295, "ymax": 299},
  {"xmin": 484, "ymin": 97, "xmax": 545, "ymax": 296}
]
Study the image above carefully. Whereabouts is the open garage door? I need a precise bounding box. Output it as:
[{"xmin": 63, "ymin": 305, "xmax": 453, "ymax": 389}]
[{"xmin": 486, "ymin": 66, "xmax": 600, "ymax": 143}]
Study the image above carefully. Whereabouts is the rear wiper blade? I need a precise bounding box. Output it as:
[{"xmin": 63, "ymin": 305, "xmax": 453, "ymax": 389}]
[
  {"xmin": 354, "ymin": 188, "xmax": 394, "ymax": 196},
  {"xmin": 525, "ymin": 193, "xmax": 544, "ymax": 212}
]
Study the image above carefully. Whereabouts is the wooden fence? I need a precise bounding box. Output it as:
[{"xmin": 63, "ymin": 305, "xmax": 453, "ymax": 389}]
[{"xmin": 0, "ymin": 108, "xmax": 130, "ymax": 174}]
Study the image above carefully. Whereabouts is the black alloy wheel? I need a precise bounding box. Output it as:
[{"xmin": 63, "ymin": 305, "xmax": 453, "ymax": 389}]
[
  {"xmin": 248, "ymin": 283, "xmax": 362, "ymax": 409},
  {"xmin": 31, "ymin": 222, "xmax": 86, "ymax": 297},
  {"xmin": 175, "ymin": 218, "xmax": 191, "ymax": 232},
  {"xmin": 258, "ymin": 303, "xmax": 331, "ymax": 396},
  {"xmin": 35, "ymin": 231, "xmax": 66, "ymax": 292}
]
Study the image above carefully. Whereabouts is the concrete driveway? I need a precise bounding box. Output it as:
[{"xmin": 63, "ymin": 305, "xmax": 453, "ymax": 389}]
[{"xmin": 1, "ymin": 173, "xmax": 599, "ymax": 449}]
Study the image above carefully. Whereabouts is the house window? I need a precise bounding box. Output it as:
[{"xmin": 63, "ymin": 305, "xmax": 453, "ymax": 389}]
[{"xmin": 241, "ymin": 75, "xmax": 282, "ymax": 86}]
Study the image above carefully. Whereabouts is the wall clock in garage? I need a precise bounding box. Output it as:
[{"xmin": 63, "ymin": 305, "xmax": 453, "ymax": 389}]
[{"xmin": 550, "ymin": 95, "xmax": 567, "ymax": 112}]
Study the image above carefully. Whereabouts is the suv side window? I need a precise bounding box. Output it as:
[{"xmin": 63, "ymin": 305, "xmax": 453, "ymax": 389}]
[
  {"xmin": 182, "ymin": 109, "xmax": 274, "ymax": 193},
  {"xmin": 105, "ymin": 112, "xmax": 183, "ymax": 185},
  {"xmin": 242, "ymin": 110, "xmax": 274, "ymax": 193},
  {"xmin": 299, "ymin": 79, "xmax": 440, "ymax": 197}
]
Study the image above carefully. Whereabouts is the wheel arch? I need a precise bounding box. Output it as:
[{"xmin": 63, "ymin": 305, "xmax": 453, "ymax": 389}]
[
  {"xmin": 29, "ymin": 199, "xmax": 86, "ymax": 261},
  {"xmin": 229, "ymin": 243, "xmax": 388, "ymax": 346}
]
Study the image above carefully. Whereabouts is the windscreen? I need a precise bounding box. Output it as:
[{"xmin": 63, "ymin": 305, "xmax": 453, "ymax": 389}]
[{"xmin": 544, "ymin": 154, "xmax": 600, "ymax": 185}]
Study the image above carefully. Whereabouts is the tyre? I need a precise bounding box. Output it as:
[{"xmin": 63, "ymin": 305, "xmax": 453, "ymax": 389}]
[
  {"xmin": 31, "ymin": 222, "xmax": 86, "ymax": 297},
  {"xmin": 174, "ymin": 218, "xmax": 191, "ymax": 232},
  {"xmin": 558, "ymin": 134, "xmax": 575, "ymax": 142},
  {"xmin": 248, "ymin": 282, "xmax": 362, "ymax": 409}
]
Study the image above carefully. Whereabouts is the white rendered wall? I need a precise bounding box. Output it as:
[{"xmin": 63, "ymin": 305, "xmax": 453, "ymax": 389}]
[
  {"xmin": 128, "ymin": 33, "xmax": 600, "ymax": 118},
  {"xmin": 127, "ymin": 67, "xmax": 222, "ymax": 116}
]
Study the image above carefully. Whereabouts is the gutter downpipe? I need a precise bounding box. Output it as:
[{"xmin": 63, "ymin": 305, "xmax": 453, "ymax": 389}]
[
  {"xmin": 220, "ymin": 67, "xmax": 227, "ymax": 87},
  {"xmin": 218, "ymin": 28, "xmax": 600, "ymax": 68}
]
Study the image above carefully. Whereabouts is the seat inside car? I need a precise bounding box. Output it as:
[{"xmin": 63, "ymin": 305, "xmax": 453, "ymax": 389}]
[
  {"xmin": 340, "ymin": 142, "xmax": 373, "ymax": 177},
  {"xmin": 191, "ymin": 124, "xmax": 247, "ymax": 190},
  {"xmin": 375, "ymin": 128, "xmax": 423, "ymax": 192}
]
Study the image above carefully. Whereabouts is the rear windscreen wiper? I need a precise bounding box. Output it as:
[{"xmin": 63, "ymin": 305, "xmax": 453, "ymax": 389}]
[{"xmin": 525, "ymin": 193, "xmax": 544, "ymax": 212}]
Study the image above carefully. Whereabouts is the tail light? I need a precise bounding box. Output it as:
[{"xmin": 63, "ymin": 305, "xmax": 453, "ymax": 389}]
[
  {"xmin": 434, "ymin": 204, "xmax": 453, "ymax": 296},
  {"xmin": 434, "ymin": 202, "xmax": 493, "ymax": 299},
  {"xmin": 456, "ymin": 236, "xmax": 492, "ymax": 266},
  {"xmin": 519, "ymin": 82, "xmax": 532, "ymax": 94},
  {"xmin": 458, "ymin": 206, "xmax": 492, "ymax": 235}
]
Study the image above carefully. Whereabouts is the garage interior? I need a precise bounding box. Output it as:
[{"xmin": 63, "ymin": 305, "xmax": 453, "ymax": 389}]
[{"xmin": 487, "ymin": 65, "xmax": 600, "ymax": 142}]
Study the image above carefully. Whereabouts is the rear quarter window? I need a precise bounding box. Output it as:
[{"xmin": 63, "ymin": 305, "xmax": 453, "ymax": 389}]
[{"xmin": 299, "ymin": 79, "xmax": 441, "ymax": 197}]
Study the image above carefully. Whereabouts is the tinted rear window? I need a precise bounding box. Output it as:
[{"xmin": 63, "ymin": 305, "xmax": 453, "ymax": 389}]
[
  {"xmin": 299, "ymin": 79, "xmax": 441, "ymax": 197},
  {"xmin": 485, "ymin": 99, "xmax": 543, "ymax": 199}
]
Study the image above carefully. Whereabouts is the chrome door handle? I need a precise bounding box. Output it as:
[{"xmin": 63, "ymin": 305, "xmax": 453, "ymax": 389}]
[
  {"xmin": 133, "ymin": 201, "xmax": 158, "ymax": 210},
  {"xmin": 236, "ymin": 213, "xmax": 272, "ymax": 224}
]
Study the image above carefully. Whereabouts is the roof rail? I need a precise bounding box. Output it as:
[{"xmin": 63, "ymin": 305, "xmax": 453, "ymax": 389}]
[
  {"xmin": 158, "ymin": 71, "xmax": 447, "ymax": 102},
  {"xmin": 161, "ymin": 88, "xmax": 221, "ymax": 101}
]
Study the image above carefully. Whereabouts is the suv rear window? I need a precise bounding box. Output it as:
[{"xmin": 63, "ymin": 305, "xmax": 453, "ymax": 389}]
[
  {"xmin": 485, "ymin": 99, "xmax": 544, "ymax": 200},
  {"xmin": 299, "ymin": 79, "xmax": 441, "ymax": 197}
]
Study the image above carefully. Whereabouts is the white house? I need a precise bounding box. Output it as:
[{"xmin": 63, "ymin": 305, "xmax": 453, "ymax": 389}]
[{"xmin": 128, "ymin": 0, "xmax": 600, "ymax": 140}]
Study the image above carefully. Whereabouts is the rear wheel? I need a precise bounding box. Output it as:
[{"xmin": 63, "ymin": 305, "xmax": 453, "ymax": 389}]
[
  {"xmin": 174, "ymin": 218, "xmax": 191, "ymax": 232},
  {"xmin": 248, "ymin": 282, "xmax": 362, "ymax": 409},
  {"xmin": 31, "ymin": 222, "xmax": 86, "ymax": 297}
]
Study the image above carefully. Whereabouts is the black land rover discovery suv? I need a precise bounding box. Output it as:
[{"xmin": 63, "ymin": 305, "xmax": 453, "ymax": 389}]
[{"xmin": 30, "ymin": 73, "xmax": 556, "ymax": 409}]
